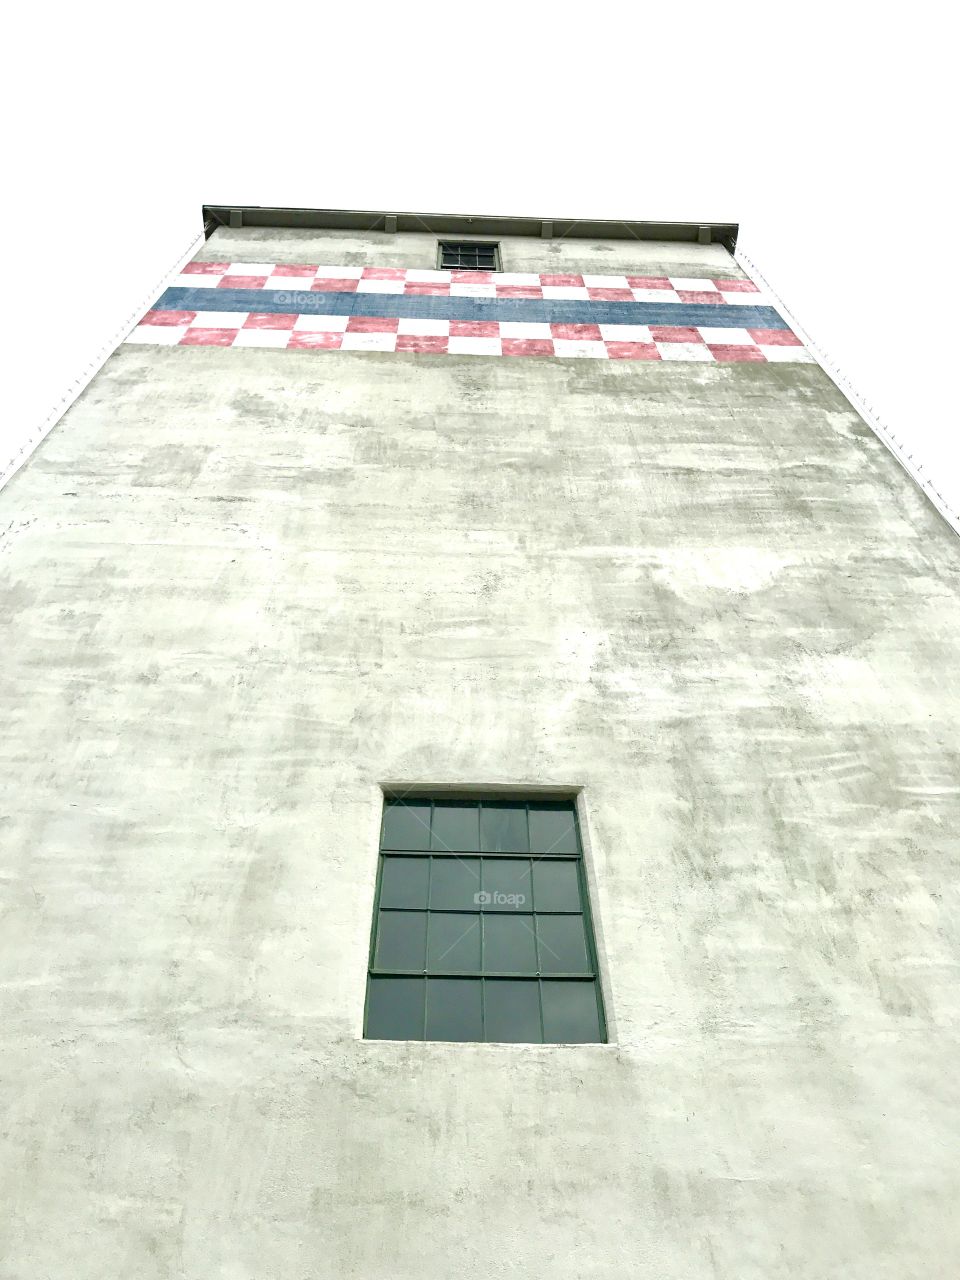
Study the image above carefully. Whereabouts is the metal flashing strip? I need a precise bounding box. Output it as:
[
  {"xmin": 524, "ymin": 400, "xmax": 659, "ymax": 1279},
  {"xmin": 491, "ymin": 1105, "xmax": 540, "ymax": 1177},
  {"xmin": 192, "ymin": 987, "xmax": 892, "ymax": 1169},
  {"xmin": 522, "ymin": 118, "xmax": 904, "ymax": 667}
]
[{"xmin": 202, "ymin": 204, "xmax": 739, "ymax": 250}]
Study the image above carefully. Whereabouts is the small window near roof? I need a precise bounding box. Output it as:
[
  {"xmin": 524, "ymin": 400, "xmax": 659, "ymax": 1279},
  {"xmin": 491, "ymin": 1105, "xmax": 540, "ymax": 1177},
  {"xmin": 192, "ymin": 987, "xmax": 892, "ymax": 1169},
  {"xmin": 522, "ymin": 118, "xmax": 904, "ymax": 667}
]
[
  {"xmin": 364, "ymin": 793, "xmax": 606, "ymax": 1043},
  {"xmin": 438, "ymin": 241, "xmax": 501, "ymax": 272}
]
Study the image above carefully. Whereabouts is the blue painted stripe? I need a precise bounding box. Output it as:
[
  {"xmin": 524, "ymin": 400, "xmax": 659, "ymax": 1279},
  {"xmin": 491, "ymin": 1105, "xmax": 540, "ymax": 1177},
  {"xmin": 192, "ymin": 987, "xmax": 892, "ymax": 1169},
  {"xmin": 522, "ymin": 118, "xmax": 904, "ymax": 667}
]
[{"xmin": 155, "ymin": 286, "xmax": 789, "ymax": 330}]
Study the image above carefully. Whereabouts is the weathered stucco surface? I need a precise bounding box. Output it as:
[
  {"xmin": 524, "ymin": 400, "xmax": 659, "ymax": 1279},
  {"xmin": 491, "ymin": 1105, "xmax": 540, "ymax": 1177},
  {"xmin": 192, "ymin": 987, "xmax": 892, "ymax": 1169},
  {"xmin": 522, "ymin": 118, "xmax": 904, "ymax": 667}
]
[
  {"xmin": 194, "ymin": 225, "xmax": 744, "ymax": 278},
  {"xmin": 1, "ymin": 230, "xmax": 959, "ymax": 1279}
]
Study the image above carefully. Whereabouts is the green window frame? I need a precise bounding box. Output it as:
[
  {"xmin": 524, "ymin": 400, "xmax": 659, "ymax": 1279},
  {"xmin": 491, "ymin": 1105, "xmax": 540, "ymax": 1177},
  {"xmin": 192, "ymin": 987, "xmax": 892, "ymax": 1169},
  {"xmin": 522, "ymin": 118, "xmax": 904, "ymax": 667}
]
[
  {"xmin": 437, "ymin": 241, "xmax": 501, "ymax": 272},
  {"xmin": 364, "ymin": 794, "xmax": 606, "ymax": 1043}
]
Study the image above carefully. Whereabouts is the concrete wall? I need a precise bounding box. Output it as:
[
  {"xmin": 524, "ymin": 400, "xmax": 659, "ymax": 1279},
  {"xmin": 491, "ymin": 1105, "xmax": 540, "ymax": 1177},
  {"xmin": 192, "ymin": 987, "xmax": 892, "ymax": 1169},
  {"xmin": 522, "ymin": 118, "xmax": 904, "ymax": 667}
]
[
  {"xmin": 2, "ymin": 230, "xmax": 959, "ymax": 1280},
  {"xmin": 193, "ymin": 225, "xmax": 743, "ymax": 277}
]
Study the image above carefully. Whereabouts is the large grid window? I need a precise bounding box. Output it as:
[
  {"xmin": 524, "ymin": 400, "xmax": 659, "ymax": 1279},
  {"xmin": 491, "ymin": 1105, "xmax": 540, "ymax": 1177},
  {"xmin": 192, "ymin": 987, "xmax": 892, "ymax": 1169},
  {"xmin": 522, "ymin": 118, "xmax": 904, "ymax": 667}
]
[
  {"xmin": 438, "ymin": 241, "xmax": 500, "ymax": 272},
  {"xmin": 364, "ymin": 795, "xmax": 606, "ymax": 1043}
]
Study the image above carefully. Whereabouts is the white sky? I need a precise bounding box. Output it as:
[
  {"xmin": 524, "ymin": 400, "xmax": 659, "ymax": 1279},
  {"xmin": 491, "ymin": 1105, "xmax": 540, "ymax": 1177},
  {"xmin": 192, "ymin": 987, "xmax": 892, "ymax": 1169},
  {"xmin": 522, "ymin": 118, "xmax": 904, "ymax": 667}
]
[{"xmin": 5, "ymin": 2, "xmax": 955, "ymax": 530}]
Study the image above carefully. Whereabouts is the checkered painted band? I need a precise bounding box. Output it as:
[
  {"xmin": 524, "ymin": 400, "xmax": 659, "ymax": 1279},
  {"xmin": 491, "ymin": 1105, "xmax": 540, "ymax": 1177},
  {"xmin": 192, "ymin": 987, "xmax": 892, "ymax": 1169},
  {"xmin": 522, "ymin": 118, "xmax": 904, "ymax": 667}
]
[{"xmin": 127, "ymin": 262, "xmax": 810, "ymax": 363}]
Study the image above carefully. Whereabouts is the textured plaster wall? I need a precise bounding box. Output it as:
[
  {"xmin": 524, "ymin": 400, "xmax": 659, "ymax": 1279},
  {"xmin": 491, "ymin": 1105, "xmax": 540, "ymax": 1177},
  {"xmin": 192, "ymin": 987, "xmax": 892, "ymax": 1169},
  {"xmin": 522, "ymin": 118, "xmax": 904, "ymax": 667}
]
[
  {"xmin": 1, "ymin": 232, "xmax": 959, "ymax": 1280},
  {"xmin": 193, "ymin": 226, "xmax": 742, "ymax": 277}
]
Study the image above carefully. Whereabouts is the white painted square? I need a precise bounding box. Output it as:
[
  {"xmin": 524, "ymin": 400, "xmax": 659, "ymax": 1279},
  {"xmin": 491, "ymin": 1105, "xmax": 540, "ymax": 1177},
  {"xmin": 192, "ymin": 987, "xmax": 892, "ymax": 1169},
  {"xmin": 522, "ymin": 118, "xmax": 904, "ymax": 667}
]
[
  {"xmin": 668, "ymin": 277, "xmax": 718, "ymax": 292},
  {"xmin": 125, "ymin": 324, "xmax": 187, "ymax": 345},
  {"xmin": 172, "ymin": 273, "xmax": 220, "ymax": 289},
  {"xmin": 357, "ymin": 279, "xmax": 406, "ymax": 294},
  {"xmin": 263, "ymin": 275, "xmax": 314, "ymax": 291},
  {"xmin": 582, "ymin": 274, "xmax": 629, "ymax": 289},
  {"xmin": 232, "ymin": 328, "xmax": 292, "ymax": 348},
  {"xmin": 554, "ymin": 340, "xmax": 609, "ymax": 359},
  {"xmin": 340, "ymin": 332, "xmax": 398, "ymax": 352},
  {"xmin": 227, "ymin": 263, "xmax": 276, "ymax": 276},
  {"xmin": 398, "ymin": 318, "xmax": 450, "ymax": 336},
  {"xmin": 541, "ymin": 286, "xmax": 590, "ymax": 300},
  {"xmin": 496, "ymin": 272, "xmax": 541, "ymax": 286},
  {"xmin": 314, "ymin": 264, "xmax": 365, "ymax": 280},
  {"xmin": 757, "ymin": 345, "xmax": 814, "ymax": 362},
  {"xmin": 406, "ymin": 268, "xmax": 450, "ymax": 283},
  {"xmin": 632, "ymin": 288, "xmax": 681, "ymax": 304},
  {"xmin": 656, "ymin": 342, "xmax": 714, "ymax": 361},
  {"xmin": 447, "ymin": 337, "xmax": 502, "ymax": 357},
  {"xmin": 293, "ymin": 313, "xmax": 350, "ymax": 332},
  {"xmin": 500, "ymin": 322, "xmax": 552, "ymax": 340},
  {"xmin": 450, "ymin": 284, "xmax": 498, "ymax": 298},
  {"xmin": 599, "ymin": 324, "xmax": 653, "ymax": 342},
  {"xmin": 721, "ymin": 290, "xmax": 770, "ymax": 305},
  {"xmin": 697, "ymin": 327, "xmax": 754, "ymax": 346},
  {"xmin": 190, "ymin": 311, "xmax": 250, "ymax": 328}
]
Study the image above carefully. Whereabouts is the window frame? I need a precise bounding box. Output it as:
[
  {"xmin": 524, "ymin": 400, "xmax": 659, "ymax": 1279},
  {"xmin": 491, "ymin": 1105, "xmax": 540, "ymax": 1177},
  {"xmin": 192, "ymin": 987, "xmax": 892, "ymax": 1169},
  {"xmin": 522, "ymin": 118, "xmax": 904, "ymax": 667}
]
[
  {"xmin": 436, "ymin": 240, "xmax": 502, "ymax": 273},
  {"xmin": 363, "ymin": 792, "xmax": 607, "ymax": 1044}
]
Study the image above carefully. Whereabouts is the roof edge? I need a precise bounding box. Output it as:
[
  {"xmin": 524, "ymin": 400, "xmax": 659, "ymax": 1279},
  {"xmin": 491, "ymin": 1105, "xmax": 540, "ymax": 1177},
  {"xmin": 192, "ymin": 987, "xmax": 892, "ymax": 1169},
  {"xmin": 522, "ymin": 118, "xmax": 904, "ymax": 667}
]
[{"xmin": 202, "ymin": 205, "xmax": 739, "ymax": 252}]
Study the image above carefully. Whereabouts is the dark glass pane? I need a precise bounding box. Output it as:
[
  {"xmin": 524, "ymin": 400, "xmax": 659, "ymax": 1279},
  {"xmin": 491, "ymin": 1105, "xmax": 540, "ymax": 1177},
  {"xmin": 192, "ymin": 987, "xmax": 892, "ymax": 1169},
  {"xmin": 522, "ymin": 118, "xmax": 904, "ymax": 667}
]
[
  {"xmin": 379, "ymin": 855, "xmax": 429, "ymax": 908},
  {"xmin": 425, "ymin": 978, "xmax": 482, "ymax": 1041},
  {"xmin": 376, "ymin": 910, "xmax": 426, "ymax": 971},
  {"xmin": 481, "ymin": 859, "xmax": 531, "ymax": 911},
  {"xmin": 541, "ymin": 980, "xmax": 602, "ymax": 1043},
  {"xmin": 366, "ymin": 976, "xmax": 424, "ymax": 1039},
  {"xmin": 482, "ymin": 915, "xmax": 537, "ymax": 973},
  {"xmin": 427, "ymin": 913, "xmax": 481, "ymax": 973},
  {"xmin": 531, "ymin": 859, "xmax": 581, "ymax": 912},
  {"xmin": 430, "ymin": 857, "xmax": 481, "ymax": 910},
  {"xmin": 528, "ymin": 803, "xmax": 579, "ymax": 854},
  {"xmin": 432, "ymin": 801, "xmax": 481, "ymax": 852},
  {"xmin": 480, "ymin": 802, "xmax": 528, "ymax": 853},
  {"xmin": 537, "ymin": 915, "xmax": 590, "ymax": 974},
  {"xmin": 381, "ymin": 800, "xmax": 431, "ymax": 850},
  {"xmin": 484, "ymin": 980, "xmax": 541, "ymax": 1043}
]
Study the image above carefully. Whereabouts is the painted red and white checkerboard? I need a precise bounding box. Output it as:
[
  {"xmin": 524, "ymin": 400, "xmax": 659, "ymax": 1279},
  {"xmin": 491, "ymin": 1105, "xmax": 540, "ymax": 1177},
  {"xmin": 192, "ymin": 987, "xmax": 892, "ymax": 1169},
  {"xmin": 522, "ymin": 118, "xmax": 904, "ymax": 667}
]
[
  {"xmin": 127, "ymin": 312, "xmax": 810, "ymax": 362},
  {"xmin": 165, "ymin": 262, "xmax": 775, "ymax": 304}
]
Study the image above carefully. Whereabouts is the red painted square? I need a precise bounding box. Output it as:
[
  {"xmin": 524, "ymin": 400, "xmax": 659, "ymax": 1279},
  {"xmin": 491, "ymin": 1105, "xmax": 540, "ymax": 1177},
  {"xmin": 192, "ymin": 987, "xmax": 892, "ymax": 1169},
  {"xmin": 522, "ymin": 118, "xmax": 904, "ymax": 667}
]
[
  {"xmin": 346, "ymin": 315, "xmax": 399, "ymax": 333},
  {"xmin": 182, "ymin": 261, "xmax": 229, "ymax": 275},
  {"xmin": 142, "ymin": 309, "xmax": 195, "ymax": 326},
  {"xmin": 396, "ymin": 335, "xmax": 449, "ymax": 354},
  {"xmin": 288, "ymin": 331, "xmax": 343, "ymax": 350},
  {"xmin": 586, "ymin": 288, "xmax": 634, "ymax": 302},
  {"xmin": 218, "ymin": 275, "xmax": 266, "ymax": 289},
  {"xmin": 311, "ymin": 278, "xmax": 358, "ymax": 292},
  {"xmin": 450, "ymin": 321, "xmax": 500, "ymax": 338},
  {"xmin": 243, "ymin": 313, "xmax": 299, "ymax": 330},
  {"xmin": 404, "ymin": 282, "xmax": 450, "ymax": 295},
  {"xmin": 496, "ymin": 285, "xmax": 543, "ymax": 299},
  {"xmin": 362, "ymin": 266, "xmax": 407, "ymax": 280},
  {"xmin": 181, "ymin": 328, "xmax": 238, "ymax": 346},
  {"xmin": 707, "ymin": 344, "xmax": 766, "ymax": 362},
  {"xmin": 676, "ymin": 290, "xmax": 724, "ymax": 304},
  {"xmin": 540, "ymin": 274, "xmax": 584, "ymax": 287},
  {"xmin": 604, "ymin": 342, "xmax": 662, "ymax": 360},
  {"xmin": 714, "ymin": 278, "xmax": 760, "ymax": 292},
  {"xmin": 551, "ymin": 323, "xmax": 603, "ymax": 341},
  {"xmin": 650, "ymin": 326, "xmax": 703, "ymax": 343},
  {"xmin": 451, "ymin": 270, "xmax": 495, "ymax": 284},
  {"xmin": 501, "ymin": 339, "xmax": 555, "ymax": 358},
  {"xmin": 748, "ymin": 328, "xmax": 801, "ymax": 346},
  {"xmin": 626, "ymin": 276, "xmax": 671, "ymax": 289},
  {"xmin": 272, "ymin": 263, "xmax": 319, "ymax": 277}
]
